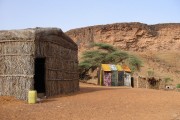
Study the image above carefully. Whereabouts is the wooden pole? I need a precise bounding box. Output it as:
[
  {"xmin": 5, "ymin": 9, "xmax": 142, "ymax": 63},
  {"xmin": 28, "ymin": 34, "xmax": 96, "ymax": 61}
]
[
  {"xmin": 100, "ymin": 70, "xmax": 102, "ymax": 86},
  {"xmin": 137, "ymin": 76, "xmax": 139, "ymax": 88},
  {"xmin": 146, "ymin": 77, "xmax": 148, "ymax": 89}
]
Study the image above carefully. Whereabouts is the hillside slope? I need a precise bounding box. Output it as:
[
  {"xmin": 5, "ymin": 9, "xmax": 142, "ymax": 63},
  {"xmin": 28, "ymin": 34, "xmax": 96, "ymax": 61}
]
[{"xmin": 66, "ymin": 22, "xmax": 180, "ymax": 84}]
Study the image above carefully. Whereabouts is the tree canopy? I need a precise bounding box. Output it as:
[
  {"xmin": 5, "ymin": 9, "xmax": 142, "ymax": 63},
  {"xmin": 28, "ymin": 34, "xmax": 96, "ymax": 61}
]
[{"xmin": 79, "ymin": 43, "xmax": 142, "ymax": 79}]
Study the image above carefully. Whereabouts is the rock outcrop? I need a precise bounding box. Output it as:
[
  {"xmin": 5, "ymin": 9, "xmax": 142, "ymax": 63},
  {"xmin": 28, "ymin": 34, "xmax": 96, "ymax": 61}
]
[{"xmin": 66, "ymin": 22, "xmax": 180, "ymax": 52}]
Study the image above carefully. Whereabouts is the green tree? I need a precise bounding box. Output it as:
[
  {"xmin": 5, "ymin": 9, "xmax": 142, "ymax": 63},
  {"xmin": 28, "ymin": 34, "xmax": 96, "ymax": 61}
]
[
  {"xmin": 79, "ymin": 43, "xmax": 142, "ymax": 79},
  {"xmin": 128, "ymin": 55, "xmax": 142, "ymax": 72},
  {"xmin": 93, "ymin": 43, "xmax": 117, "ymax": 52}
]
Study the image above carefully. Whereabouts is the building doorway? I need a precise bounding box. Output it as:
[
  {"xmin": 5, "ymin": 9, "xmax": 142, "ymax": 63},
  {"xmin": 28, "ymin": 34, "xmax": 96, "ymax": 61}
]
[{"xmin": 34, "ymin": 58, "xmax": 46, "ymax": 94}]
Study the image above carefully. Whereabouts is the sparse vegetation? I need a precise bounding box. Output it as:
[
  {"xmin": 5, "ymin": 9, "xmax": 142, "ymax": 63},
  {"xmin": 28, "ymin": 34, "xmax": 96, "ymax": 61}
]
[
  {"xmin": 176, "ymin": 84, "xmax": 180, "ymax": 88},
  {"xmin": 162, "ymin": 77, "xmax": 173, "ymax": 89},
  {"xmin": 147, "ymin": 69, "xmax": 154, "ymax": 77},
  {"xmin": 163, "ymin": 77, "xmax": 173, "ymax": 86}
]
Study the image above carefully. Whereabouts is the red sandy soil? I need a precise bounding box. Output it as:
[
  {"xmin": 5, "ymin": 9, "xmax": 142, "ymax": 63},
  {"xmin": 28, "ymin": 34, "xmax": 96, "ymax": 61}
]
[{"xmin": 1, "ymin": 83, "xmax": 180, "ymax": 120}]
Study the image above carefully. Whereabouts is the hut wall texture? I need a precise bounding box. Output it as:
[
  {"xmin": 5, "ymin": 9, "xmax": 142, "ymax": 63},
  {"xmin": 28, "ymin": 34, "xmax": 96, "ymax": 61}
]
[
  {"xmin": 134, "ymin": 77, "xmax": 147, "ymax": 88},
  {"xmin": 35, "ymin": 28, "xmax": 79, "ymax": 97},
  {"xmin": 134, "ymin": 76, "xmax": 164, "ymax": 89},
  {"xmin": 0, "ymin": 30, "xmax": 35, "ymax": 99}
]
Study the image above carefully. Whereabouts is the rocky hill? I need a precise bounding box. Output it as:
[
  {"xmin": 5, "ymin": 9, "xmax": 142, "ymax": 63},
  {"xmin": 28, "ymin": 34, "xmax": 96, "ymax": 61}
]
[
  {"xmin": 66, "ymin": 22, "xmax": 180, "ymax": 84},
  {"xmin": 66, "ymin": 22, "xmax": 180, "ymax": 52}
]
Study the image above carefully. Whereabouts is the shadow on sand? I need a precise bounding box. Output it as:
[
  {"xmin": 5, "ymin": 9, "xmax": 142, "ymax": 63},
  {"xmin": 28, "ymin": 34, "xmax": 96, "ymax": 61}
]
[{"xmin": 46, "ymin": 83, "xmax": 132, "ymax": 101}]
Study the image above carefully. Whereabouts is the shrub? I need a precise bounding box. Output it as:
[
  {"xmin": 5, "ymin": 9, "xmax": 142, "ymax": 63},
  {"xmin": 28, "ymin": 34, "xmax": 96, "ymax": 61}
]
[
  {"xmin": 163, "ymin": 77, "xmax": 173, "ymax": 85},
  {"xmin": 176, "ymin": 84, "xmax": 180, "ymax": 88},
  {"xmin": 147, "ymin": 70, "xmax": 154, "ymax": 77}
]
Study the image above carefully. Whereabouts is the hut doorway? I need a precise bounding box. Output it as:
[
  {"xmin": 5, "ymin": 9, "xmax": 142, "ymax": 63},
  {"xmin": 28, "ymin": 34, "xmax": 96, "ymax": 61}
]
[{"xmin": 34, "ymin": 58, "xmax": 46, "ymax": 94}]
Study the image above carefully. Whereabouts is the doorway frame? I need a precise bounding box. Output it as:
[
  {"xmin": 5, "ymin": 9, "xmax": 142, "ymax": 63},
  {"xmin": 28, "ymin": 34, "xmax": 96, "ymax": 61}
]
[{"xmin": 34, "ymin": 57, "xmax": 46, "ymax": 95}]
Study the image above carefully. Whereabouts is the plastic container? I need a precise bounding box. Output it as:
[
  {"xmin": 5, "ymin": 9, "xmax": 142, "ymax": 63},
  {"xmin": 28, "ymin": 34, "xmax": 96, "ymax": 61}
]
[{"xmin": 28, "ymin": 90, "xmax": 37, "ymax": 104}]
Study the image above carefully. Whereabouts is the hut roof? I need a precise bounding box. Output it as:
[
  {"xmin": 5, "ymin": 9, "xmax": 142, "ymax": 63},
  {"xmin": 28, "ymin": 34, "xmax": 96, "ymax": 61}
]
[
  {"xmin": 0, "ymin": 29, "xmax": 35, "ymax": 40},
  {"xmin": 101, "ymin": 64, "xmax": 111, "ymax": 71},
  {"xmin": 139, "ymin": 76, "xmax": 162, "ymax": 81},
  {"xmin": 109, "ymin": 64, "xmax": 117, "ymax": 71},
  {"xmin": 116, "ymin": 65, "xmax": 123, "ymax": 71},
  {"xmin": 122, "ymin": 65, "xmax": 131, "ymax": 72},
  {"xmin": 101, "ymin": 64, "xmax": 131, "ymax": 72},
  {"xmin": 0, "ymin": 27, "xmax": 77, "ymax": 50},
  {"xmin": 35, "ymin": 27, "xmax": 77, "ymax": 47}
]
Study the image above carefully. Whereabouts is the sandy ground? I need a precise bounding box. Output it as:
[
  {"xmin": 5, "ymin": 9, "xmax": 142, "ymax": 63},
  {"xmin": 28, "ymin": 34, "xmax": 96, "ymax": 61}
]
[{"xmin": 1, "ymin": 83, "xmax": 180, "ymax": 120}]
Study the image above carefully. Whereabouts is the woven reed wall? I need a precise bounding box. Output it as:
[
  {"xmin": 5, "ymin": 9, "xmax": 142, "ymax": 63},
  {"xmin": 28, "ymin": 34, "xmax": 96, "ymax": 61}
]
[
  {"xmin": 134, "ymin": 76, "xmax": 164, "ymax": 89},
  {"xmin": 0, "ymin": 29, "xmax": 35, "ymax": 99},
  {"xmin": 35, "ymin": 28, "xmax": 79, "ymax": 97},
  {"xmin": 0, "ymin": 28, "xmax": 79, "ymax": 100}
]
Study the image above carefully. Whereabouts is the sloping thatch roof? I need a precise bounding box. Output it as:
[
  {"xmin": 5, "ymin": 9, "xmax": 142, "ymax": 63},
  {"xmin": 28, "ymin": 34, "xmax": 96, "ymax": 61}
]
[{"xmin": 0, "ymin": 27, "xmax": 77, "ymax": 49}]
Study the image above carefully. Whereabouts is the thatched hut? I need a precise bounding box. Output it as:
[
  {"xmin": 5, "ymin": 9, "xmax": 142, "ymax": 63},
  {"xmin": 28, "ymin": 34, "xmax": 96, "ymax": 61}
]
[{"xmin": 0, "ymin": 28, "xmax": 79, "ymax": 100}]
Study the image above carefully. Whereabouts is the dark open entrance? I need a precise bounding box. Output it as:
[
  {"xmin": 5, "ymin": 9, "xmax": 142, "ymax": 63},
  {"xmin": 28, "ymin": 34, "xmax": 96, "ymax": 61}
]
[
  {"xmin": 131, "ymin": 77, "xmax": 134, "ymax": 88},
  {"xmin": 34, "ymin": 58, "xmax": 46, "ymax": 94}
]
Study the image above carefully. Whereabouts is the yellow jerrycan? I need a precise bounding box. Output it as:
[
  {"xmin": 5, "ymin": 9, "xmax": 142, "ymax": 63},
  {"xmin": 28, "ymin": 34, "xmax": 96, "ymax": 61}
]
[{"xmin": 28, "ymin": 90, "xmax": 37, "ymax": 104}]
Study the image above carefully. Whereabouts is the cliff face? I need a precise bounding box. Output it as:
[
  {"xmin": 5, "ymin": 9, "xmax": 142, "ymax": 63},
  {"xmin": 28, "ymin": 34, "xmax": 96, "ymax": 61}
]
[{"xmin": 66, "ymin": 22, "xmax": 180, "ymax": 52}]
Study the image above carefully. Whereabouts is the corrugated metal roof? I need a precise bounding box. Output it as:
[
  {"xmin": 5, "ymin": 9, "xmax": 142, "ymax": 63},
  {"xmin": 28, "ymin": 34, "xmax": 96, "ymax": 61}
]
[
  {"xmin": 101, "ymin": 64, "xmax": 131, "ymax": 72},
  {"xmin": 122, "ymin": 65, "xmax": 131, "ymax": 72},
  {"xmin": 116, "ymin": 65, "xmax": 123, "ymax": 71},
  {"xmin": 101, "ymin": 64, "xmax": 111, "ymax": 71},
  {"xmin": 110, "ymin": 64, "xmax": 117, "ymax": 71}
]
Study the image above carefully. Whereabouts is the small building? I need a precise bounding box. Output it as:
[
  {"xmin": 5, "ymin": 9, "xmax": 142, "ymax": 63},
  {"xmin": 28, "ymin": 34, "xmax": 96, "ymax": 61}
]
[
  {"xmin": 0, "ymin": 28, "xmax": 79, "ymax": 100},
  {"xmin": 98, "ymin": 64, "xmax": 131, "ymax": 87}
]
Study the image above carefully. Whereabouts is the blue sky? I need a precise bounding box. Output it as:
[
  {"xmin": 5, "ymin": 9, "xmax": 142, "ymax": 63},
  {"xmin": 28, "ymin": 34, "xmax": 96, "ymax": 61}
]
[{"xmin": 0, "ymin": 0, "xmax": 180, "ymax": 31}]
